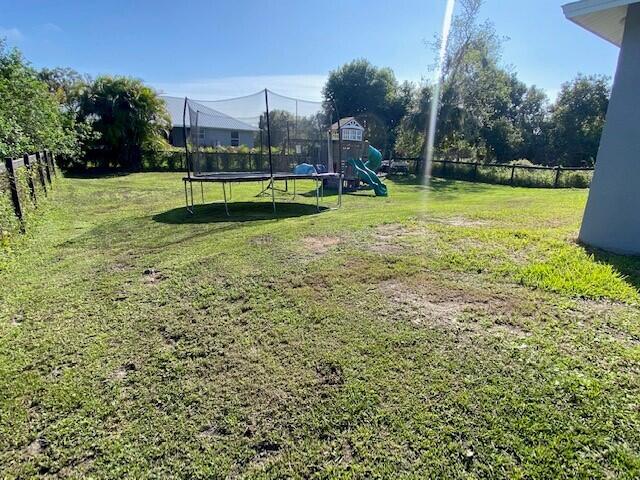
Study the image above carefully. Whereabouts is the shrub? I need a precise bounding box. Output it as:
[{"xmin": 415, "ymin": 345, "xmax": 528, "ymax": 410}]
[
  {"xmin": 429, "ymin": 160, "xmax": 592, "ymax": 189},
  {"xmin": 77, "ymin": 76, "xmax": 171, "ymax": 171},
  {"xmin": 0, "ymin": 42, "xmax": 78, "ymax": 159}
]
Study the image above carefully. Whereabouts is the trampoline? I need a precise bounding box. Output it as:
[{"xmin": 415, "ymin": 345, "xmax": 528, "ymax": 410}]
[
  {"xmin": 182, "ymin": 171, "xmax": 341, "ymax": 216},
  {"xmin": 177, "ymin": 89, "xmax": 345, "ymax": 216}
]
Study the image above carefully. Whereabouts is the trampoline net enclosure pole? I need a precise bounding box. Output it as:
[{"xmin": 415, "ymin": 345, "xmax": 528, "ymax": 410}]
[
  {"xmin": 264, "ymin": 89, "xmax": 276, "ymax": 212},
  {"xmin": 182, "ymin": 97, "xmax": 190, "ymax": 177}
]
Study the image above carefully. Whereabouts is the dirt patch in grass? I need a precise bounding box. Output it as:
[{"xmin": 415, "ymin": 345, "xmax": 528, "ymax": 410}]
[
  {"xmin": 199, "ymin": 425, "xmax": 227, "ymax": 439},
  {"xmin": 11, "ymin": 312, "xmax": 24, "ymax": 326},
  {"xmin": 341, "ymin": 441, "xmax": 354, "ymax": 464},
  {"xmin": 301, "ymin": 235, "xmax": 342, "ymax": 255},
  {"xmin": 433, "ymin": 216, "xmax": 489, "ymax": 228},
  {"xmin": 58, "ymin": 454, "xmax": 96, "ymax": 478},
  {"xmin": 110, "ymin": 362, "xmax": 136, "ymax": 381},
  {"xmin": 365, "ymin": 223, "xmax": 441, "ymax": 254},
  {"xmin": 111, "ymin": 262, "xmax": 130, "ymax": 272},
  {"xmin": 316, "ymin": 361, "xmax": 344, "ymax": 386},
  {"xmin": 26, "ymin": 438, "xmax": 48, "ymax": 456},
  {"xmin": 379, "ymin": 277, "xmax": 528, "ymax": 337},
  {"xmin": 569, "ymin": 299, "xmax": 640, "ymax": 347},
  {"xmin": 243, "ymin": 441, "xmax": 283, "ymax": 475},
  {"xmin": 368, "ymin": 224, "xmax": 412, "ymax": 254},
  {"xmin": 250, "ymin": 235, "xmax": 274, "ymax": 246},
  {"xmin": 375, "ymin": 224, "xmax": 412, "ymax": 237},
  {"xmin": 142, "ymin": 268, "xmax": 164, "ymax": 285}
]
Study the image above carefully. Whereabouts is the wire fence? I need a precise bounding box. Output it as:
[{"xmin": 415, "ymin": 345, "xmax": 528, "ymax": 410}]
[{"xmin": 391, "ymin": 158, "xmax": 594, "ymax": 189}]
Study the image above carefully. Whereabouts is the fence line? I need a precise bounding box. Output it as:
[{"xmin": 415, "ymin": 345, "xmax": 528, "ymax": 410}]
[
  {"xmin": 393, "ymin": 157, "xmax": 594, "ymax": 188},
  {"xmin": 136, "ymin": 150, "xmax": 594, "ymax": 188},
  {"xmin": 1, "ymin": 150, "xmax": 57, "ymax": 232}
]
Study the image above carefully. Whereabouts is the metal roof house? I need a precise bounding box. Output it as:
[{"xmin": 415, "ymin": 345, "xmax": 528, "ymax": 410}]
[
  {"xmin": 563, "ymin": 1, "xmax": 640, "ymax": 253},
  {"xmin": 161, "ymin": 96, "xmax": 259, "ymax": 148}
]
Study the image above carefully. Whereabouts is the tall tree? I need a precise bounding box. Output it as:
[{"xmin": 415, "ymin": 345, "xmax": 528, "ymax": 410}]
[
  {"xmin": 396, "ymin": 0, "xmax": 511, "ymax": 161},
  {"xmin": 395, "ymin": 0, "xmax": 552, "ymax": 164},
  {"xmin": 549, "ymin": 74, "xmax": 610, "ymax": 167},
  {"xmin": 322, "ymin": 59, "xmax": 412, "ymax": 154},
  {"xmin": 394, "ymin": 85, "xmax": 431, "ymax": 157},
  {"xmin": 38, "ymin": 67, "xmax": 90, "ymax": 109},
  {"xmin": 37, "ymin": 67, "xmax": 98, "ymax": 169},
  {"xmin": 515, "ymin": 86, "xmax": 550, "ymax": 163},
  {"xmin": 77, "ymin": 76, "xmax": 170, "ymax": 170}
]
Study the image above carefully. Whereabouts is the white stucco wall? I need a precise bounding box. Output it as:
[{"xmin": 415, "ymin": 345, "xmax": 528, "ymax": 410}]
[{"xmin": 579, "ymin": 2, "xmax": 640, "ymax": 254}]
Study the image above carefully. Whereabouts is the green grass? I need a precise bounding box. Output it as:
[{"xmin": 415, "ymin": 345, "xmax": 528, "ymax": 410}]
[
  {"xmin": 521, "ymin": 249, "xmax": 640, "ymax": 302},
  {"xmin": 1, "ymin": 173, "xmax": 639, "ymax": 478}
]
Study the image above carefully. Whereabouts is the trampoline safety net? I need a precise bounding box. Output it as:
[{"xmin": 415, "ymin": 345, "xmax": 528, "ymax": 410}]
[{"xmin": 181, "ymin": 89, "xmax": 338, "ymax": 177}]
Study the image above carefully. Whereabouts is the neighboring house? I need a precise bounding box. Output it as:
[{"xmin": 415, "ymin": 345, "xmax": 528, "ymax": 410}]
[
  {"xmin": 330, "ymin": 117, "xmax": 364, "ymax": 141},
  {"xmin": 162, "ymin": 96, "xmax": 259, "ymax": 148}
]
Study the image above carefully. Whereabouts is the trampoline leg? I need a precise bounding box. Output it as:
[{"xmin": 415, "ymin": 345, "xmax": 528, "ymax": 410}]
[
  {"xmin": 293, "ymin": 179, "xmax": 296, "ymax": 199},
  {"xmin": 338, "ymin": 174, "xmax": 343, "ymax": 208},
  {"xmin": 272, "ymin": 180, "xmax": 276, "ymax": 214},
  {"xmin": 184, "ymin": 181, "xmax": 192, "ymax": 214},
  {"xmin": 229, "ymin": 182, "xmax": 232, "ymax": 200},
  {"xmin": 222, "ymin": 182, "xmax": 230, "ymax": 216},
  {"xmin": 200, "ymin": 182, "xmax": 204, "ymax": 204},
  {"xmin": 316, "ymin": 177, "xmax": 320, "ymax": 212},
  {"xmin": 189, "ymin": 181, "xmax": 195, "ymax": 211}
]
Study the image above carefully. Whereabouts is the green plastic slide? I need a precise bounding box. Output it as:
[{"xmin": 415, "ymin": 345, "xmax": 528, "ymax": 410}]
[{"xmin": 347, "ymin": 145, "xmax": 388, "ymax": 196}]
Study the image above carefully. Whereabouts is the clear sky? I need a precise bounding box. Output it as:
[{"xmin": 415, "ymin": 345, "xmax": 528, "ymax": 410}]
[{"xmin": 0, "ymin": 0, "xmax": 620, "ymax": 101}]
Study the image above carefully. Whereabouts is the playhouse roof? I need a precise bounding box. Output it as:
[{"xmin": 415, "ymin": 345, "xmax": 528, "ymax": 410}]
[
  {"xmin": 330, "ymin": 117, "xmax": 364, "ymax": 131},
  {"xmin": 563, "ymin": 0, "xmax": 635, "ymax": 46}
]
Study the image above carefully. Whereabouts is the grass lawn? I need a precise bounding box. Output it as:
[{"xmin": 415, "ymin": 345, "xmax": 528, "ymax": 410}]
[{"xmin": 1, "ymin": 173, "xmax": 639, "ymax": 478}]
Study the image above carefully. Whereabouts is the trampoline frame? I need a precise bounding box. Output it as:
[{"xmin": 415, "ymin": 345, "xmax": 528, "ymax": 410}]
[{"xmin": 182, "ymin": 172, "xmax": 342, "ymax": 216}]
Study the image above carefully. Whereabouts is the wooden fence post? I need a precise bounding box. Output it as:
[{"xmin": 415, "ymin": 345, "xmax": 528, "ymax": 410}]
[
  {"xmin": 35, "ymin": 151, "xmax": 48, "ymax": 196},
  {"xmin": 554, "ymin": 166, "xmax": 562, "ymax": 188},
  {"xmin": 510, "ymin": 165, "xmax": 516, "ymax": 186},
  {"xmin": 47, "ymin": 150, "xmax": 57, "ymax": 177},
  {"xmin": 22, "ymin": 154, "xmax": 37, "ymax": 206},
  {"xmin": 42, "ymin": 151, "xmax": 52, "ymax": 184},
  {"xmin": 4, "ymin": 157, "xmax": 25, "ymax": 230},
  {"xmin": 473, "ymin": 162, "xmax": 479, "ymax": 181}
]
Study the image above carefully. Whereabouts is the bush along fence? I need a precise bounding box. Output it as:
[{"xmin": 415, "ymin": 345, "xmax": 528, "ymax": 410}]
[
  {"xmin": 137, "ymin": 150, "xmax": 595, "ymax": 189},
  {"xmin": 140, "ymin": 150, "xmax": 330, "ymax": 173},
  {"xmin": 0, "ymin": 151, "xmax": 57, "ymax": 236},
  {"xmin": 395, "ymin": 158, "xmax": 594, "ymax": 189}
]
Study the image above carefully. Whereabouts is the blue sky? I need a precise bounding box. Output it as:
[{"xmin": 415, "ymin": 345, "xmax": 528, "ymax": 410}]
[{"xmin": 0, "ymin": 0, "xmax": 620, "ymax": 101}]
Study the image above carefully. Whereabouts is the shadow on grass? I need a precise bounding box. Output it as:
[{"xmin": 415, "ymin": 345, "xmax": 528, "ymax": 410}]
[
  {"xmin": 62, "ymin": 170, "xmax": 133, "ymax": 179},
  {"xmin": 298, "ymin": 188, "xmax": 348, "ymax": 199},
  {"xmin": 153, "ymin": 201, "xmax": 329, "ymax": 224},
  {"xmin": 583, "ymin": 244, "xmax": 640, "ymax": 292}
]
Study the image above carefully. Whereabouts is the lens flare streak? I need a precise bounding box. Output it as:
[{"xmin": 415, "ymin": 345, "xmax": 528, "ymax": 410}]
[{"xmin": 423, "ymin": 0, "xmax": 456, "ymax": 185}]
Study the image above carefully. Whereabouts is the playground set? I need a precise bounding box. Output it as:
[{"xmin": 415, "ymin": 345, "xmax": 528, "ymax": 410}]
[
  {"xmin": 328, "ymin": 116, "xmax": 388, "ymax": 197},
  {"xmin": 179, "ymin": 89, "xmax": 388, "ymax": 215}
]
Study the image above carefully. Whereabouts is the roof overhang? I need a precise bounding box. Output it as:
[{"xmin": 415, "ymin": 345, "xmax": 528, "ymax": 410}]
[{"xmin": 563, "ymin": 0, "xmax": 636, "ymax": 46}]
